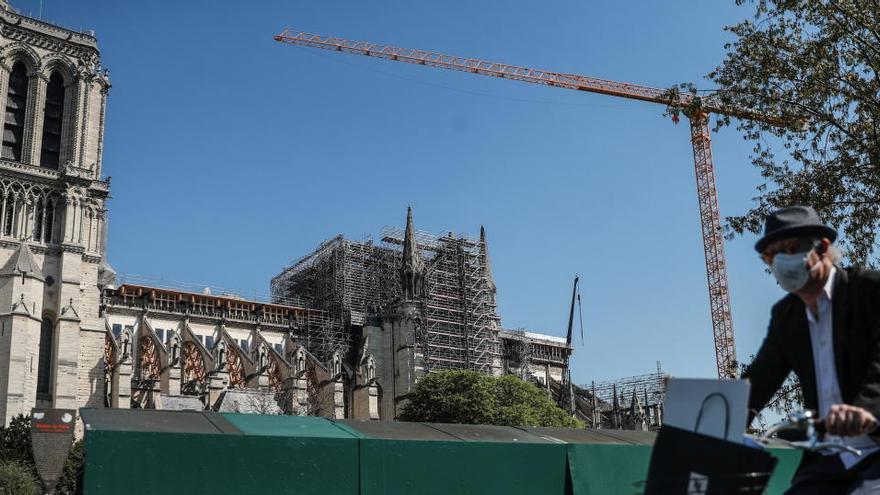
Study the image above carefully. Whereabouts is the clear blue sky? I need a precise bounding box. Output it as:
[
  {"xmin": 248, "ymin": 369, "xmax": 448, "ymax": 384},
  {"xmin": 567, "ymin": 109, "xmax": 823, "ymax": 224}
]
[{"xmin": 22, "ymin": 0, "xmax": 794, "ymax": 385}]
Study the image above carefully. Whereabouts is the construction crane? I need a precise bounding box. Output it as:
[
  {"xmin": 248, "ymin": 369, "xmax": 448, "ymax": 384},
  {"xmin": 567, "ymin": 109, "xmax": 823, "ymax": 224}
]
[
  {"xmin": 273, "ymin": 29, "xmax": 785, "ymax": 379},
  {"xmin": 558, "ymin": 275, "xmax": 583, "ymax": 413}
]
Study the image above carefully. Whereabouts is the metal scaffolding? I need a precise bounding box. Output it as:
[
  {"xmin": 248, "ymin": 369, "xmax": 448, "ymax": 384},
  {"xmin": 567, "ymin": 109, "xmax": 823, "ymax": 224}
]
[
  {"xmin": 587, "ymin": 366, "xmax": 668, "ymax": 429},
  {"xmin": 382, "ymin": 226, "xmax": 500, "ymax": 373},
  {"xmin": 590, "ymin": 369, "xmax": 668, "ymax": 409},
  {"xmin": 502, "ymin": 329, "xmax": 534, "ymax": 381},
  {"xmin": 271, "ymin": 226, "xmax": 501, "ymax": 374},
  {"xmin": 270, "ymin": 236, "xmax": 398, "ymax": 362}
]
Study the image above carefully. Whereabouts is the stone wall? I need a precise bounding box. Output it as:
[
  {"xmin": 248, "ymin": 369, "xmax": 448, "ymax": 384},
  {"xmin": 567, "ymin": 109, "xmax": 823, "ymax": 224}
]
[{"xmin": 0, "ymin": 4, "xmax": 110, "ymax": 427}]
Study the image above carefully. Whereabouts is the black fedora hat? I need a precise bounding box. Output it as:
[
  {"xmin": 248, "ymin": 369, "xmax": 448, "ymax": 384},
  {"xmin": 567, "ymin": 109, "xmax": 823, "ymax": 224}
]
[{"xmin": 755, "ymin": 206, "xmax": 837, "ymax": 253}]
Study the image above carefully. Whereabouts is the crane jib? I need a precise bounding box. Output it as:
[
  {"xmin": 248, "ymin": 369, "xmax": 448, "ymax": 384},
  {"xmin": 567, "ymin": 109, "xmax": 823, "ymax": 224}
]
[{"xmin": 274, "ymin": 28, "xmax": 787, "ymax": 378}]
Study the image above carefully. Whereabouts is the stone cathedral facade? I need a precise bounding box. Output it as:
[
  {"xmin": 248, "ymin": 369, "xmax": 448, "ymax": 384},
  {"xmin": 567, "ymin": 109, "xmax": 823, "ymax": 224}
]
[
  {"xmin": 0, "ymin": 2, "xmax": 112, "ymax": 426},
  {"xmin": 0, "ymin": 4, "xmax": 575, "ymax": 430}
]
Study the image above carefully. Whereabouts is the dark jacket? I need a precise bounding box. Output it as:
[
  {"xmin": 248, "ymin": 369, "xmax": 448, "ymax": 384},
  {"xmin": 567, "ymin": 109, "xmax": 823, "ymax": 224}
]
[{"xmin": 743, "ymin": 267, "xmax": 880, "ymax": 422}]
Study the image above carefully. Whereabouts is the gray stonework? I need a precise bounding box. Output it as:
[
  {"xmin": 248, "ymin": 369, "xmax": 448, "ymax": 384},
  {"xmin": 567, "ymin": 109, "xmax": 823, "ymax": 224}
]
[
  {"xmin": 362, "ymin": 301, "xmax": 425, "ymax": 417},
  {"xmin": 0, "ymin": 2, "xmax": 110, "ymax": 430},
  {"xmin": 99, "ymin": 290, "xmax": 358, "ymax": 420}
]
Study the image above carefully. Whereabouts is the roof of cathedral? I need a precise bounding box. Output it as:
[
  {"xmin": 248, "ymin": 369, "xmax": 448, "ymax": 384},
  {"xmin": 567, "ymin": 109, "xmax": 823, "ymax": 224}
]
[{"xmin": 0, "ymin": 241, "xmax": 43, "ymax": 280}]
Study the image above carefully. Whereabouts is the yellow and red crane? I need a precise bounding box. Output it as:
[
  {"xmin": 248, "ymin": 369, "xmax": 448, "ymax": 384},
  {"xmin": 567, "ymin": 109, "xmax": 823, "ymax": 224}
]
[{"xmin": 274, "ymin": 29, "xmax": 785, "ymax": 378}]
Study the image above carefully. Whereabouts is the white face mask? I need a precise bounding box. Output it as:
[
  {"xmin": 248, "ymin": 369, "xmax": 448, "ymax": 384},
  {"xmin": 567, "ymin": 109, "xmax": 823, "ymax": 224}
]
[{"xmin": 771, "ymin": 250, "xmax": 811, "ymax": 292}]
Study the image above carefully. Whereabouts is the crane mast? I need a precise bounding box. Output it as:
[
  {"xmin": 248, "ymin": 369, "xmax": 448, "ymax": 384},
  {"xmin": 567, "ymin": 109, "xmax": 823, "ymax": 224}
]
[{"xmin": 274, "ymin": 29, "xmax": 767, "ymax": 378}]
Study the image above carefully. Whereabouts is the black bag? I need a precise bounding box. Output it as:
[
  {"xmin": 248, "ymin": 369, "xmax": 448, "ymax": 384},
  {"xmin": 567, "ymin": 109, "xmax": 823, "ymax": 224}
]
[{"xmin": 643, "ymin": 393, "xmax": 778, "ymax": 494}]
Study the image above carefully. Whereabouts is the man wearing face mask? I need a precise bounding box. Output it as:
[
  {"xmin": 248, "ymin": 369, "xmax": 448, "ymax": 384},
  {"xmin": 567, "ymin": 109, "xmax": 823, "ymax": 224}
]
[{"xmin": 743, "ymin": 206, "xmax": 880, "ymax": 494}]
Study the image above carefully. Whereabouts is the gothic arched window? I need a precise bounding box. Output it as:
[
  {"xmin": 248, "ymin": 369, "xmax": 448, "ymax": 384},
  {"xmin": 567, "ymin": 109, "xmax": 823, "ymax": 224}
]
[
  {"xmin": 40, "ymin": 72, "xmax": 64, "ymax": 169},
  {"xmin": 2, "ymin": 193, "xmax": 14, "ymax": 236},
  {"xmin": 3, "ymin": 62, "xmax": 29, "ymax": 162},
  {"xmin": 36, "ymin": 317, "xmax": 54, "ymax": 398},
  {"xmin": 43, "ymin": 199, "xmax": 53, "ymax": 243},
  {"xmin": 33, "ymin": 198, "xmax": 43, "ymax": 242}
]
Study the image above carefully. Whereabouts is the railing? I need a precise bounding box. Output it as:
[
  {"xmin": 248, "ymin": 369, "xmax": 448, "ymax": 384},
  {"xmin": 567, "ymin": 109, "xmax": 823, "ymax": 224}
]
[
  {"xmin": 115, "ymin": 273, "xmax": 313, "ymax": 308},
  {"xmin": 104, "ymin": 293, "xmax": 300, "ymax": 327},
  {"xmin": 2, "ymin": 5, "xmax": 99, "ymax": 45}
]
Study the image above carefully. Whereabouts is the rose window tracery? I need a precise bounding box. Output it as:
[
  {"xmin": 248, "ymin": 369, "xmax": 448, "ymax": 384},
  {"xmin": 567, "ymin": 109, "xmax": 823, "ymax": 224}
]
[
  {"xmin": 225, "ymin": 343, "xmax": 246, "ymax": 388},
  {"xmin": 182, "ymin": 341, "xmax": 207, "ymax": 395},
  {"xmin": 139, "ymin": 336, "xmax": 160, "ymax": 381}
]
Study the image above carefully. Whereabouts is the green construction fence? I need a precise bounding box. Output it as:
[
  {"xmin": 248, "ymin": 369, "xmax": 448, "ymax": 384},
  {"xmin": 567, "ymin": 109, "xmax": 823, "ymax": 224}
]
[{"xmin": 79, "ymin": 409, "xmax": 801, "ymax": 494}]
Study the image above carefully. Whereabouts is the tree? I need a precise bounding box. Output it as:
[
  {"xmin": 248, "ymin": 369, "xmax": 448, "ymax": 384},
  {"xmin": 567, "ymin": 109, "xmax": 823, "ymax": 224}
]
[
  {"xmin": 740, "ymin": 359, "xmax": 804, "ymax": 433},
  {"xmin": 0, "ymin": 462, "xmax": 41, "ymax": 495},
  {"xmin": 399, "ymin": 370, "xmax": 583, "ymax": 428},
  {"xmin": 0, "ymin": 415, "xmax": 34, "ymax": 468},
  {"xmin": 705, "ymin": 0, "xmax": 880, "ymax": 263},
  {"xmin": 230, "ymin": 389, "xmax": 285, "ymax": 415}
]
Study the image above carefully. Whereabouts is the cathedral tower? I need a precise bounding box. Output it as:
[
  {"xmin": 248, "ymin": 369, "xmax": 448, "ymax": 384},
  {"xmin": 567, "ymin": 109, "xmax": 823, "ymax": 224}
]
[{"xmin": 0, "ymin": 3, "xmax": 111, "ymax": 425}]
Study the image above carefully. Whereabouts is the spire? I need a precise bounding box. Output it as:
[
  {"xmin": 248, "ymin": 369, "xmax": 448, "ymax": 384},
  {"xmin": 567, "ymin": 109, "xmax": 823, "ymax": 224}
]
[
  {"xmin": 630, "ymin": 389, "xmax": 642, "ymax": 416},
  {"xmin": 591, "ymin": 381, "xmax": 599, "ymax": 429},
  {"xmin": 611, "ymin": 384, "xmax": 620, "ymax": 429},
  {"xmin": 0, "ymin": 240, "xmax": 43, "ymax": 280},
  {"xmin": 630, "ymin": 389, "xmax": 647, "ymax": 431},
  {"xmin": 479, "ymin": 225, "xmax": 496, "ymax": 292},
  {"xmin": 402, "ymin": 207, "xmax": 425, "ymax": 272},
  {"xmin": 400, "ymin": 206, "xmax": 425, "ymax": 300}
]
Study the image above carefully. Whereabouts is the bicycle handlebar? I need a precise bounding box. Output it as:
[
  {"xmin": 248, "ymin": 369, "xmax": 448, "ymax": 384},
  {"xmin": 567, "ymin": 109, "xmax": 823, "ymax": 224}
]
[{"xmin": 757, "ymin": 410, "xmax": 865, "ymax": 456}]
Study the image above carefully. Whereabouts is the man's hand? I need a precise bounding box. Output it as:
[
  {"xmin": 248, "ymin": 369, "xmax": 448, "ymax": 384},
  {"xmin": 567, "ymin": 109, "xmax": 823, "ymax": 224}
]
[{"xmin": 826, "ymin": 404, "xmax": 878, "ymax": 437}]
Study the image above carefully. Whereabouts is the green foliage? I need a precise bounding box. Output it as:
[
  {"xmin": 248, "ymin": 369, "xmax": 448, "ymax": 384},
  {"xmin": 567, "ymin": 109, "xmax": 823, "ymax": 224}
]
[
  {"xmin": 0, "ymin": 461, "xmax": 41, "ymax": 495},
  {"xmin": 740, "ymin": 357, "xmax": 804, "ymax": 434},
  {"xmin": 400, "ymin": 370, "xmax": 496, "ymax": 425},
  {"xmin": 0, "ymin": 414, "xmax": 34, "ymax": 467},
  {"xmin": 399, "ymin": 370, "xmax": 583, "ymax": 428},
  {"xmin": 707, "ymin": 0, "xmax": 880, "ymax": 264}
]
